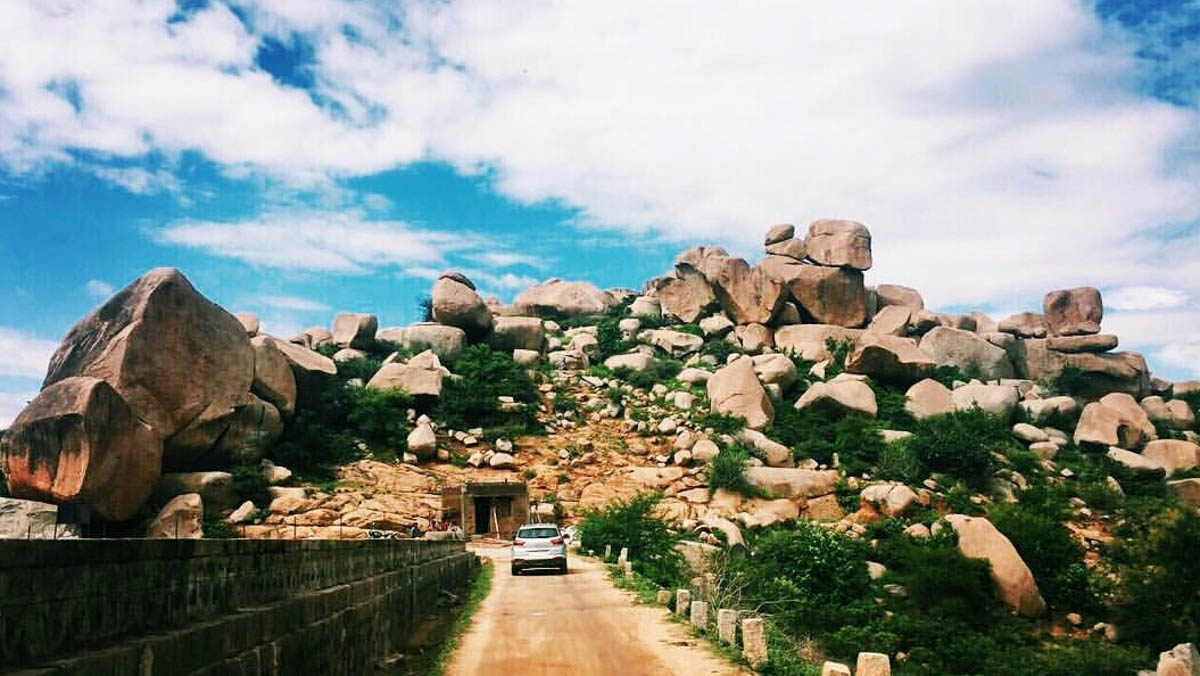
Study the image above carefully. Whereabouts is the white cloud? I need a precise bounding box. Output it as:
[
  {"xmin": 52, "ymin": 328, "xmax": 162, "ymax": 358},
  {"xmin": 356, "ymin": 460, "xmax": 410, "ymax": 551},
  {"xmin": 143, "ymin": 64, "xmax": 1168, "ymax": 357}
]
[
  {"xmin": 153, "ymin": 211, "xmax": 485, "ymax": 273},
  {"xmin": 0, "ymin": 328, "xmax": 57, "ymax": 380},
  {"xmin": 84, "ymin": 279, "xmax": 114, "ymax": 299},
  {"xmin": 1105, "ymin": 285, "xmax": 1189, "ymax": 311},
  {"xmin": 91, "ymin": 166, "xmax": 182, "ymax": 197},
  {"xmin": 0, "ymin": 390, "xmax": 38, "ymax": 429},
  {"xmin": 2, "ymin": 1, "xmax": 1200, "ymax": 375},
  {"xmin": 470, "ymin": 251, "xmax": 546, "ymax": 269},
  {"xmin": 1158, "ymin": 343, "xmax": 1200, "ymax": 379},
  {"xmin": 256, "ymin": 295, "xmax": 329, "ymax": 312}
]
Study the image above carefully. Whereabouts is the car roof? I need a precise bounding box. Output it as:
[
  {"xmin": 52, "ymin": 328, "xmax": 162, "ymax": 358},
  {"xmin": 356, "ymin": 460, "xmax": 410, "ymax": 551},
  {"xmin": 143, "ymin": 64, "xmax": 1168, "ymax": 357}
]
[{"xmin": 518, "ymin": 523, "xmax": 559, "ymax": 529}]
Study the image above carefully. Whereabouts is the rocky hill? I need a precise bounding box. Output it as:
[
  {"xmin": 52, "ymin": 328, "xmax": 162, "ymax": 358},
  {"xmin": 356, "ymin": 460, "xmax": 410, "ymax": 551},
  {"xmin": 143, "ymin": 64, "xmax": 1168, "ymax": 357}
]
[{"xmin": 2, "ymin": 219, "xmax": 1199, "ymax": 673}]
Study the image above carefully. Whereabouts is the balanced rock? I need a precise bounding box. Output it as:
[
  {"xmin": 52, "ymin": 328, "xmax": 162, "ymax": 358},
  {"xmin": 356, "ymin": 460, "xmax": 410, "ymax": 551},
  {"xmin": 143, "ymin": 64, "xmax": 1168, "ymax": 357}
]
[
  {"xmin": 945, "ymin": 514, "xmax": 1046, "ymax": 617},
  {"xmin": 2, "ymin": 377, "xmax": 160, "ymax": 521},
  {"xmin": 707, "ymin": 357, "xmax": 774, "ymax": 431},
  {"xmin": 43, "ymin": 268, "xmax": 254, "ymax": 445},
  {"xmin": 250, "ymin": 335, "xmax": 297, "ymax": 417},
  {"xmin": 786, "ymin": 266, "xmax": 868, "ymax": 328},
  {"xmin": 804, "ymin": 219, "xmax": 872, "ymax": 270},
  {"xmin": 875, "ymin": 284, "xmax": 924, "ymax": 311},
  {"xmin": 514, "ymin": 279, "xmax": 616, "ymax": 317},
  {"xmin": 764, "ymin": 223, "xmax": 795, "ymax": 245},
  {"xmin": 407, "ymin": 422, "xmax": 438, "ymax": 460},
  {"xmin": 332, "ymin": 313, "xmax": 378, "ymax": 349},
  {"xmin": 998, "ymin": 312, "xmax": 1047, "ymax": 339},
  {"xmin": 1046, "ymin": 334, "xmax": 1117, "ymax": 353},
  {"xmin": 377, "ymin": 324, "xmax": 467, "ymax": 359},
  {"xmin": 1043, "ymin": 287, "xmax": 1102, "ymax": 337},
  {"xmin": 766, "ymin": 238, "xmax": 807, "ymax": 260},
  {"xmin": 432, "ymin": 273, "xmax": 493, "ymax": 340},
  {"xmin": 704, "ymin": 257, "xmax": 785, "ymax": 325},
  {"xmin": 919, "ymin": 327, "xmax": 1014, "ymax": 380},
  {"xmin": 846, "ymin": 334, "xmax": 934, "ymax": 384}
]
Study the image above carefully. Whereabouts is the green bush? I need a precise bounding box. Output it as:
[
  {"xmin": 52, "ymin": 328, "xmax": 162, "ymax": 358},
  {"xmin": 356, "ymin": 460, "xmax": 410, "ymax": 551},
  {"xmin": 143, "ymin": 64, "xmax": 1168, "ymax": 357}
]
[
  {"xmin": 872, "ymin": 383, "xmax": 917, "ymax": 431},
  {"xmin": 336, "ymin": 355, "xmax": 384, "ymax": 383},
  {"xmin": 822, "ymin": 337, "xmax": 854, "ymax": 378},
  {"xmin": 691, "ymin": 411, "xmax": 745, "ymax": 435},
  {"xmin": 613, "ymin": 359, "xmax": 683, "ymax": 390},
  {"xmin": 595, "ymin": 317, "xmax": 631, "ymax": 360},
  {"xmin": 1111, "ymin": 508, "xmax": 1200, "ymax": 651},
  {"xmin": 770, "ymin": 405, "xmax": 885, "ymax": 476},
  {"xmin": 732, "ymin": 522, "xmax": 872, "ymax": 635},
  {"xmin": 579, "ymin": 493, "xmax": 685, "ymax": 587},
  {"xmin": 345, "ymin": 387, "xmax": 413, "ymax": 459},
  {"xmin": 700, "ymin": 337, "xmax": 739, "ymax": 363},
  {"xmin": 907, "ymin": 407, "xmax": 1009, "ymax": 488},
  {"xmin": 989, "ymin": 503, "xmax": 1095, "ymax": 610},
  {"xmin": 230, "ymin": 459, "xmax": 271, "ymax": 505},
  {"xmin": 931, "ymin": 364, "xmax": 968, "ymax": 389},
  {"xmin": 436, "ymin": 344, "xmax": 540, "ymax": 432},
  {"xmin": 708, "ymin": 445, "xmax": 763, "ymax": 497},
  {"xmin": 875, "ymin": 441, "xmax": 927, "ymax": 483},
  {"xmin": 672, "ymin": 323, "xmax": 704, "ymax": 337}
]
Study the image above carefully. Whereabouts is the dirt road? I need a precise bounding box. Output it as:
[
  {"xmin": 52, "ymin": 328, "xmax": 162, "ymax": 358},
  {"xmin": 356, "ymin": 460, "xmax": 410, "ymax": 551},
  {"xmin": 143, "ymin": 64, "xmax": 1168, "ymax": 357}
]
[{"xmin": 445, "ymin": 546, "xmax": 748, "ymax": 676}]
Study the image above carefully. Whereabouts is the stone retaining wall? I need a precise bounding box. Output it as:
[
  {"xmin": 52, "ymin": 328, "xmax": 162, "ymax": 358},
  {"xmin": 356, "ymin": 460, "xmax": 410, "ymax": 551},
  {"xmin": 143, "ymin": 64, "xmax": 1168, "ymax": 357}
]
[{"xmin": 0, "ymin": 539, "xmax": 474, "ymax": 674}]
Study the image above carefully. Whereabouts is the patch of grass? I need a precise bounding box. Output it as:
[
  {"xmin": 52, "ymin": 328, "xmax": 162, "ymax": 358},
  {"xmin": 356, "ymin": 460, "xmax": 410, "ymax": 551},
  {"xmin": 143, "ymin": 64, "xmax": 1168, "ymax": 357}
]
[
  {"xmin": 709, "ymin": 445, "xmax": 765, "ymax": 497},
  {"xmin": 930, "ymin": 364, "xmax": 968, "ymax": 389},
  {"xmin": 770, "ymin": 405, "xmax": 885, "ymax": 476},
  {"xmin": 691, "ymin": 411, "xmax": 746, "ymax": 435},
  {"xmin": 613, "ymin": 359, "xmax": 683, "ymax": 390},
  {"xmin": 822, "ymin": 337, "xmax": 854, "ymax": 379},
  {"xmin": 427, "ymin": 561, "xmax": 494, "ymax": 676},
  {"xmin": 907, "ymin": 407, "xmax": 1011, "ymax": 489}
]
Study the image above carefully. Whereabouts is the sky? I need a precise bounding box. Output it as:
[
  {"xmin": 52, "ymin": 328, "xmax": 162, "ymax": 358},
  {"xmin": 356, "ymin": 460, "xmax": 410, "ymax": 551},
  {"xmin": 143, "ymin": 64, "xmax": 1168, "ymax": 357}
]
[{"xmin": 0, "ymin": 0, "xmax": 1198, "ymax": 426}]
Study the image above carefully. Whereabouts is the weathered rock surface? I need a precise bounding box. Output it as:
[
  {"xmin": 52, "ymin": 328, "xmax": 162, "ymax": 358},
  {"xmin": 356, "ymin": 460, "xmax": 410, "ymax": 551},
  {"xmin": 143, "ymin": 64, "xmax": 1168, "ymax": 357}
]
[
  {"xmin": 432, "ymin": 274, "xmax": 493, "ymax": 340},
  {"xmin": 250, "ymin": 335, "xmax": 297, "ymax": 417},
  {"xmin": 407, "ymin": 423, "xmax": 438, "ymax": 460},
  {"xmin": 166, "ymin": 392, "xmax": 283, "ymax": 468},
  {"xmin": 651, "ymin": 267, "xmax": 717, "ymax": 324},
  {"xmin": 919, "ymin": 326, "xmax": 1014, "ymax": 380},
  {"xmin": 43, "ymin": 268, "xmax": 254, "ymax": 445},
  {"xmin": 1043, "ymin": 287, "xmax": 1102, "ymax": 337},
  {"xmin": 796, "ymin": 379, "xmax": 878, "ymax": 418},
  {"xmin": 155, "ymin": 471, "xmax": 235, "ymax": 511},
  {"xmin": 764, "ymin": 223, "xmax": 795, "ymax": 245},
  {"xmin": 875, "ymin": 284, "xmax": 924, "ymax": 311},
  {"xmin": 366, "ymin": 350, "xmax": 445, "ymax": 397},
  {"xmin": 269, "ymin": 337, "xmax": 337, "ymax": 399},
  {"xmin": 786, "ymin": 266, "xmax": 868, "ymax": 328},
  {"xmin": 774, "ymin": 325, "xmax": 863, "ymax": 361},
  {"xmin": 0, "ymin": 497, "xmax": 80, "ymax": 539},
  {"xmin": 514, "ymin": 279, "xmax": 616, "ymax": 317},
  {"xmin": 487, "ymin": 316, "xmax": 545, "ymax": 352},
  {"xmin": 904, "ymin": 378, "xmax": 954, "ymax": 419},
  {"xmin": 804, "ymin": 219, "xmax": 872, "ymax": 270},
  {"xmin": 998, "ymin": 312, "xmax": 1048, "ymax": 339},
  {"xmin": 951, "ymin": 383, "xmax": 1019, "ymax": 421},
  {"xmin": 234, "ymin": 312, "xmax": 260, "ymax": 336},
  {"xmin": 861, "ymin": 483, "xmax": 919, "ymax": 517},
  {"xmin": 639, "ymin": 329, "xmax": 703, "ymax": 356},
  {"xmin": 745, "ymin": 467, "xmax": 840, "ymax": 498},
  {"xmin": 704, "ymin": 257, "xmax": 785, "ymax": 325},
  {"xmin": 846, "ymin": 335, "xmax": 935, "ymax": 384},
  {"xmin": 604, "ymin": 352, "xmax": 657, "ymax": 373},
  {"xmin": 1046, "ymin": 334, "xmax": 1117, "ymax": 353},
  {"xmin": 1017, "ymin": 340, "xmax": 1150, "ymax": 399},
  {"xmin": 1074, "ymin": 392, "xmax": 1156, "ymax": 450},
  {"xmin": 2, "ymin": 376, "xmax": 161, "ymax": 521},
  {"xmin": 332, "ymin": 313, "xmax": 378, "ymax": 349},
  {"xmin": 707, "ymin": 357, "xmax": 774, "ymax": 431},
  {"xmin": 377, "ymin": 324, "xmax": 467, "ymax": 359},
  {"xmin": 865, "ymin": 305, "xmax": 911, "ymax": 337},
  {"xmin": 945, "ymin": 514, "xmax": 1046, "ymax": 617},
  {"xmin": 1142, "ymin": 440, "xmax": 1200, "ymax": 475},
  {"xmin": 1019, "ymin": 396, "xmax": 1079, "ymax": 424},
  {"xmin": 146, "ymin": 493, "xmax": 203, "ymax": 539}
]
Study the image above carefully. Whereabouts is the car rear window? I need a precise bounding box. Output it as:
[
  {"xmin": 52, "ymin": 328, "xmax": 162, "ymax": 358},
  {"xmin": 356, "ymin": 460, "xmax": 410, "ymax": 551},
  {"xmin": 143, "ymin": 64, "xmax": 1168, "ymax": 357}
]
[{"xmin": 518, "ymin": 527, "xmax": 558, "ymax": 539}]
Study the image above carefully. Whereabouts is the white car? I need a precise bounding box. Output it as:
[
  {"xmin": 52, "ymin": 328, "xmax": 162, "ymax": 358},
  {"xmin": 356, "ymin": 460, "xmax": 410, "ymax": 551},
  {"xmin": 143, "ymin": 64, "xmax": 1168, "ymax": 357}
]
[{"xmin": 511, "ymin": 524, "xmax": 568, "ymax": 575}]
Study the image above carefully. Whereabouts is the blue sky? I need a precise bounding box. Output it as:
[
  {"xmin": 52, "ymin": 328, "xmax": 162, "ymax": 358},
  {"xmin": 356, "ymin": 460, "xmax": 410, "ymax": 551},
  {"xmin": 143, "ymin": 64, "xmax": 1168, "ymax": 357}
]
[{"xmin": 0, "ymin": 0, "xmax": 1198, "ymax": 425}]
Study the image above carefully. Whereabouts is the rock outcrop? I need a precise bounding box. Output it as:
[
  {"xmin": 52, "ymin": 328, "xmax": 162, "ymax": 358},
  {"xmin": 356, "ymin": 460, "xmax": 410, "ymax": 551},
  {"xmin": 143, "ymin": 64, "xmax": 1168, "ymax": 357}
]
[
  {"xmin": 706, "ymin": 357, "xmax": 774, "ymax": 430},
  {"xmin": 804, "ymin": 219, "xmax": 872, "ymax": 270},
  {"xmin": 515, "ymin": 279, "xmax": 616, "ymax": 317},
  {"xmin": 431, "ymin": 273, "xmax": 493, "ymax": 340}
]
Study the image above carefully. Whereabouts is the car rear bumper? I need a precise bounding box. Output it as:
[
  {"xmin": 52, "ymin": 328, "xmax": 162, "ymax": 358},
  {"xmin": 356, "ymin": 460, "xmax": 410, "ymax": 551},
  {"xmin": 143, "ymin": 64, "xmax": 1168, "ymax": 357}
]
[{"xmin": 512, "ymin": 555, "xmax": 567, "ymax": 570}]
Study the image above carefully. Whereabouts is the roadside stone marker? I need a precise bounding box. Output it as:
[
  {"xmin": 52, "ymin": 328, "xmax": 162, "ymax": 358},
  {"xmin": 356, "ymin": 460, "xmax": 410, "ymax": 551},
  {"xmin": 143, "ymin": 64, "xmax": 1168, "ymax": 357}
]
[
  {"xmin": 717, "ymin": 609, "xmax": 737, "ymax": 644},
  {"xmin": 656, "ymin": 589, "xmax": 671, "ymax": 606},
  {"xmin": 675, "ymin": 589, "xmax": 691, "ymax": 617},
  {"xmin": 856, "ymin": 652, "xmax": 892, "ymax": 676},
  {"xmin": 690, "ymin": 600, "xmax": 708, "ymax": 630},
  {"xmin": 617, "ymin": 546, "xmax": 628, "ymax": 566},
  {"xmin": 821, "ymin": 661, "xmax": 852, "ymax": 676},
  {"xmin": 604, "ymin": 544, "xmax": 612, "ymax": 560},
  {"xmin": 622, "ymin": 560, "xmax": 633, "ymax": 576},
  {"xmin": 742, "ymin": 617, "xmax": 768, "ymax": 667}
]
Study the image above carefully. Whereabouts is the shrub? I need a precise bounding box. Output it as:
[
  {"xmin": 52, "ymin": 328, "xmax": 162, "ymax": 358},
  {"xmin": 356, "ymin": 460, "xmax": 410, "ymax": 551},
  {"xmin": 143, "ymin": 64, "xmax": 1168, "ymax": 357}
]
[
  {"xmin": 732, "ymin": 522, "xmax": 872, "ymax": 635},
  {"xmin": 230, "ymin": 459, "xmax": 271, "ymax": 505},
  {"xmin": 595, "ymin": 317, "xmax": 630, "ymax": 360},
  {"xmin": 708, "ymin": 445, "xmax": 763, "ymax": 497},
  {"xmin": 875, "ymin": 441, "xmax": 926, "ymax": 483},
  {"xmin": 613, "ymin": 359, "xmax": 683, "ymax": 390},
  {"xmin": 931, "ymin": 364, "xmax": 968, "ymax": 389},
  {"xmin": 871, "ymin": 383, "xmax": 917, "ymax": 431},
  {"xmin": 416, "ymin": 294, "xmax": 434, "ymax": 322},
  {"xmin": 691, "ymin": 411, "xmax": 745, "ymax": 435},
  {"xmin": 672, "ymin": 323, "xmax": 704, "ymax": 337},
  {"xmin": 907, "ymin": 407, "xmax": 1008, "ymax": 488},
  {"xmin": 770, "ymin": 405, "xmax": 885, "ymax": 476},
  {"xmin": 1111, "ymin": 507, "xmax": 1200, "ymax": 651},
  {"xmin": 700, "ymin": 337, "xmax": 739, "ymax": 363},
  {"xmin": 989, "ymin": 503, "xmax": 1095, "ymax": 610},
  {"xmin": 1048, "ymin": 365, "xmax": 1091, "ymax": 398},
  {"xmin": 436, "ymin": 344, "xmax": 540, "ymax": 431},
  {"xmin": 345, "ymin": 387, "xmax": 413, "ymax": 458},
  {"xmin": 336, "ymin": 355, "xmax": 384, "ymax": 383},
  {"xmin": 822, "ymin": 337, "xmax": 854, "ymax": 378},
  {"xmin": 578, "ymin": 493, "xmax": 685, "ymax": 587}
]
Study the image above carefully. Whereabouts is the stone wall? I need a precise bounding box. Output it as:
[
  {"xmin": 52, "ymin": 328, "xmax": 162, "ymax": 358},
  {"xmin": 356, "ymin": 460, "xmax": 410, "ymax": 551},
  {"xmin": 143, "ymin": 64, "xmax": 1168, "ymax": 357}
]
[{"xmin": 0, "ymin": 538, "xmax": 474, "ymax": 674}]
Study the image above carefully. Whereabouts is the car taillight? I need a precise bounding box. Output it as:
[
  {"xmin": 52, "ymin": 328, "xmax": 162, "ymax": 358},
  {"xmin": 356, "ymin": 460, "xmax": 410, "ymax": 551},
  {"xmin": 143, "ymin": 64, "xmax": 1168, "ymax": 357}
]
[
  {"xmin": 550, "ymin": 537, "xmax": 563, "ymax": 545},
  {"xmin": 514, "ymin": 539, "xmax": 525, "ymax": 546}
]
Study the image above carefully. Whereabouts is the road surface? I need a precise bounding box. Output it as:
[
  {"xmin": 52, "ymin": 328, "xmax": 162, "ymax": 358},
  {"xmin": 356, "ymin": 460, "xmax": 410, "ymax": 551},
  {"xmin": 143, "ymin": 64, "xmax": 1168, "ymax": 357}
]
[{"xmin": 445, "ymin": 545, "xmax": 747, "ymax": 675}]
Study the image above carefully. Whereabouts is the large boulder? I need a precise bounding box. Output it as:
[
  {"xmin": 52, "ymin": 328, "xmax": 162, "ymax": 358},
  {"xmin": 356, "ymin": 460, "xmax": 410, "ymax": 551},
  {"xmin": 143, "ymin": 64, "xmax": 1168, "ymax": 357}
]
[
  {"xmin": 604, "ymin": 352, "xmax": 657, "ymax": 372},
  {"xmin": 774, "ymin": 325, "xmax": 863, "ymax": 362},
  {"xmin": 904, "ymin": 378, "xmax": 954, "ymax": 420},
  {"xmin": 1015, "ymin": 340, "xmax": 1150, "ymax": 399},
  {"xmin": 432, "ymin": 273, "xmax": 493, "ymax": 340},
  {"xmin": 703, "ymin": 257, "xmax": 785, "ymax": 325},
  {"xmin": 367, "ymin": 350, "xmax": 445, "ymax": 397},
  {"xmin": 764, "ymin": 223, "xmax": 795, "ymax": 246},
  {"xmin": 786, "ymin": 266, "xmax": 868, "ymax": 328},
  {"xmin": 1142, "ymin": 440, "xmax": 1200, "ymax": 475},
  {"xmin": 407, "ymin": 422, "xmax": 438, "ymax": 460},
  {"xmin": 268, "ymin": 337, "xmax": 337, "ymax": 400},
  {"xmin": 146, "ymin": 493, "xmax": 204, "ymax": 539},
  {"xmin": 234, "ymin": 312, "xmax": 260, "ymax": 336},
  {"xmin": 751, "ymin": 353, "xmax": 797, "ymax": 390},
  {"xmin": 487, "ymin": 316, "xmax": 545, "ymax": 352},
  {"xmin": 874, "ymin": 284, "xmax": 924, "ymax": 311},
  {"xmin": 1019, "ymin": 396, "xmax": 1079, "ymax": 424},
  {"xmin": 43, "ymin": 268, "xmax": 254, "ymax": 444},
  {"xmin": 846, "ymin": 335, "xmax": 935, "ymax": 384},
  {"xmin": 1074, "ymin": 393, "xmax": 1156, "ymax": 449},
  {"xmin": 650, "ymin": 267, "xmax": 718, "ymax": 323},
  {"xmin": 951, "ymin": 383, "xmax": 1019, "ymax": 421},
  {"xmin": 865, "ymin": 305, "xmax": 911, "ymax": 337},
  {"xmin": 803, "ymin": 219, "xmax": 872, "ymax": 270},
  {"xmin": 1045, "ymin": 334, "xmax": 1118, "ymax": 354},
  {"xmin": 919, "ymin": 327, "xmax": 1014, "ymax": 380},
  {"xmin": 377, "ymin": 323, "xmax": 467, "ymax": 359},
  {"xmin": 250, "ymin": 335, "xmax": 297, "ymax": 417},
  {"xmin": 945, "ymin": 515, "xmax": 1046, "ymax": 617},
  {"xmin": 514, "ymin": 279, "xmax": 616, "ymax": 317},
  {"xmin": 638, "ymin": 329, "xmax": 703, "ymax": 357},
  {"xmin": 1043, "ymin": 287, "xmax": 1102, "ymax": 337},
  {"xmin": 332, "ymin": 313, "xmax": 378, "ymax": 349},
  {"xmin": 706, "ymin": 357, "xmax": 774, "ymax": 431},
  {"xmin": 288, "ymin": 326, "xmax": 333, "ymax": 350},
  {"xmin": 0, "ymin": 497, "xmax": 80, "ymax": 539},
  {"xmin": 736, "ymin": 429, "xmax": 794, "ymax": 467},
  {"xmin": 1156, "ymin": 643, "xmax": 1200, "ymax": 676},
  {"xmin": 796, "ymin": 378, "xmax": 878, "ymax": 418},
  {"xmin": 1, "ymin": 377, "xmax": 160, "ymax": 521},
  {"xmin": 1168, "ymin": 479, "xmax": 1200, "ymax": 510},
  {"xmin": 745, "ymin": 467, "xmax": 840, "ymax": 498},
  {"xmin": 998, "ymin": 312, "xmax": 1048, "ymax": 339},
  {"xmin": 166, "ymin": 392, "xmax": 283, "ymax": 469},
  {"xmin": 860, "ymin": 483, "xmax": 919, "ymax": 517}
]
